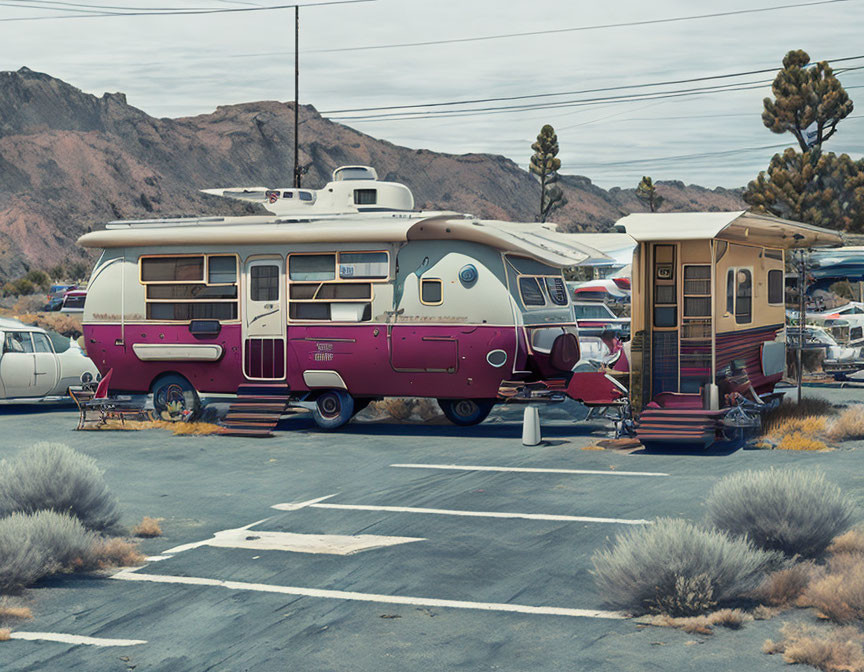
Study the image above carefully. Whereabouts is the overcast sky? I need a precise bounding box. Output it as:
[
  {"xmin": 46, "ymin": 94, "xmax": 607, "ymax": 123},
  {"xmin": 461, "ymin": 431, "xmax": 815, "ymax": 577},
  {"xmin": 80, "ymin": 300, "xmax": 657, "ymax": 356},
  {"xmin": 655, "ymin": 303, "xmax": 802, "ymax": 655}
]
[{"xmin": 2, "ymin": 0, "xmax": 863, "ymax": 188}]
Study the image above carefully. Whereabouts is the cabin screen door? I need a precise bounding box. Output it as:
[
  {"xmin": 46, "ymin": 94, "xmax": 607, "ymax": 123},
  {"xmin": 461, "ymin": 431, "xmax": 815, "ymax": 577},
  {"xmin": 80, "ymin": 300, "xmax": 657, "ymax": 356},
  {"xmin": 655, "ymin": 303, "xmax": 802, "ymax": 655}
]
[{"xmin": 243, "ymin": 258, "xmax": 286, "ymax": 380}]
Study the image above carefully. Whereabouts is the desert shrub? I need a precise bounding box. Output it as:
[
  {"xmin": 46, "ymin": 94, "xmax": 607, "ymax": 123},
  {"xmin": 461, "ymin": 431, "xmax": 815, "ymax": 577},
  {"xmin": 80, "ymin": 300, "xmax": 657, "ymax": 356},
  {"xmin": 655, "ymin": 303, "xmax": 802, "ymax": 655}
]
[
  {"xmin": 827, "ymin": 406, "xmax": 864, "ymax": 442},
  {"xmin": 91, "ymin": 538, "xmax": 144, "ymax": 568},
  {"xmin": 776, "ymin": 431, "xmax": 830, "ymax": 451},
  {"xmin": 645, "ymin": 608, "xmax": 752, "ymax": 635},
  {"xmin": 764, "ymin": 623, "xmax": 864, "ymax": 671},
  {"xmin": 706, "ymin": 469, "xmax": 855, "ymax": 558},
  {"xmin": 382, "ymin": 398, "xmax": 415, "ymax": 421},
  {"xmin": 591, "ymin": 518, "xmax": 778, "ymax": 616},
  {"xmin": 131, "ymin": 516, "xmax": 162, "ymax": 538},
  {"xmin": 0, "ymin": 443, "xmax": 120, "ymax": 532},
  {"xmin": 761, "ymin": 398, "xmax": 836, "ymax": 436},
  {"xmin": 24, "ymin": 270, "xmax": 49, "ymax": 290},
  {"xmin": 754, "ymin": 563, "xmax": 814, "ymax": 606},
  {"xmin": 829, "ymin": 528, "xmax": 864, "ymax": 556},
  {"xmin": 0, "ymin": 514, "xmax": 50, "ymax": 593},
  {"xmin": 801, "ymin": 552, "xmax": 864, "ymax": 624},
  {"xmin": 0, "ymin": 628, "xmax": 9, "ymax": 641},
  {"xmin": 12, "ymin": 279, "xmax": 34, "ymax": 296}
]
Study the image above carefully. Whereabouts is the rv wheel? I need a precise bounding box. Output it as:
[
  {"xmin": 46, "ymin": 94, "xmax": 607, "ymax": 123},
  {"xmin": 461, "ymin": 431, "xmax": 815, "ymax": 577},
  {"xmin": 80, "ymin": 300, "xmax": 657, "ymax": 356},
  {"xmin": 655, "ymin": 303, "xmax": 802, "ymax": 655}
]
[
  {"xmin": 312, "ymin": 389, "xmax": 355, "ymax": 430},
  {"xmin": 152, "ymin": 374, "xmax": 200, "ymax": 422},
  {"xmin": 438, "ymin": 398, "xmax": 495, "ymax": 426}
]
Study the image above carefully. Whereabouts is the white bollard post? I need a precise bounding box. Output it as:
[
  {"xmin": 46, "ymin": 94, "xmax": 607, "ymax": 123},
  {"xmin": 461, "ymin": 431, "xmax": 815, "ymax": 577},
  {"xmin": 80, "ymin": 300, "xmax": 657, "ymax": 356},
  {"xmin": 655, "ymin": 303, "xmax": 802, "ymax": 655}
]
[{"xmin": 522, "ymin": 406, "xmax": 542, "ymax": 446}]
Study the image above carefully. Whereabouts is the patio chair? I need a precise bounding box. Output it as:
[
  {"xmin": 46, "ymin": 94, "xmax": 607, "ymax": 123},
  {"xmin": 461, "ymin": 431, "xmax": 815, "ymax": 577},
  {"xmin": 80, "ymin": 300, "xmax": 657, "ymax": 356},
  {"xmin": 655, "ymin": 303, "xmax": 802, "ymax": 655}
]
[{"xmin": 70, "ymin": 369, "xmax": 153, "ymax": 429}]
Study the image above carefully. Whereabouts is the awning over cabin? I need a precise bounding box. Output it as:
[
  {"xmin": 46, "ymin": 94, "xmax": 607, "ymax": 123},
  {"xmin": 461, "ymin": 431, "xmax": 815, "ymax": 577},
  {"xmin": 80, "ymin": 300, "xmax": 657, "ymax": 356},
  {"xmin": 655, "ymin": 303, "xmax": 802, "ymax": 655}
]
[
  {"xmin": 619, "ymin": 211, "xmax": 843, "ymax": 249},
  {"xmin": 76, "ymin": 213, "xmax": 610, "ymax": 269}
]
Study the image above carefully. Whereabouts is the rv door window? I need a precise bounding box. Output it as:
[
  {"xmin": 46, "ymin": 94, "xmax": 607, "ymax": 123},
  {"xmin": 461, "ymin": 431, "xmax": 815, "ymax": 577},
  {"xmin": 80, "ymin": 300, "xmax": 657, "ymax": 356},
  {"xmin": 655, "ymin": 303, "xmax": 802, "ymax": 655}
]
[
  {"xmin": 251, "ymin": 265, "xmax": 280, "ymax": 302},
  {"xmin": 736, "ymin": 269, "xmax": 752, "ymax": 324},
  {"xmin": 768, "ymin": 269, "xmax": 784, "ymax": 304},
  {"xmin": 141, "ymin": 256, "xmax": 204, "ymax": 282},
  {"xmin": 519, "ymin": 277, "xmax": 546, "ymax": 307},
  {"xmin": 726, "ymin": 269, "xmax": 735, "ymax": 314},
  {"xmin": 420, "ymin": 278, "xmax": 443, "ymax": 305},
  {"xmin": 289, "ymin": 254, "xmax": 336, "ymax": 281}
]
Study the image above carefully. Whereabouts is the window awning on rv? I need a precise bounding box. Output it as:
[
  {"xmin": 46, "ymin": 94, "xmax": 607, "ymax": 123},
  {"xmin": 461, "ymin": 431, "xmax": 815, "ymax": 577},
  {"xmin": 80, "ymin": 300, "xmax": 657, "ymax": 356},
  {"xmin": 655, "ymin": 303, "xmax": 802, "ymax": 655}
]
[
  {"xmin": 76, "ymin": 213, "xmax": 610, "ymax": 268},
  {"xmin": 619, "ymin": 211, "xmax": 843, "ymax": 249}
]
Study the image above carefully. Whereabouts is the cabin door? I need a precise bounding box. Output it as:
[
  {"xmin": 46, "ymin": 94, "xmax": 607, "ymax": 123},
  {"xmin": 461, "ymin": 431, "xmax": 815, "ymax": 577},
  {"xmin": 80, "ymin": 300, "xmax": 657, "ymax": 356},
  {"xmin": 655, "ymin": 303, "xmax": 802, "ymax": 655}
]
[{"xmin": 243, "ymin": 257, "xmax": 286, "ymax": 380}]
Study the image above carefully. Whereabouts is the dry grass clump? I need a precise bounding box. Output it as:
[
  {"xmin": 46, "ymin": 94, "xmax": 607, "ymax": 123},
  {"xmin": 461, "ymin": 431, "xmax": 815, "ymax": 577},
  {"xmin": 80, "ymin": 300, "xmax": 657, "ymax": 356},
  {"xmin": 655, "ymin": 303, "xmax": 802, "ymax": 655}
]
[
  {"xmin": 776, "ymin": 431, "xmax": 831, "ymax": 452},
  {"xmin": 91, "ymin": 538, "xmax": 145, "ymax": 568},
  {"xmin": 644, "ymin": 609, "xmax": 753, "ymax": 635},
  {"xmin": 829, "ymin": 529, "xmax": 864, "ymax": 556},
  {"xmin": 800, "ymin": 553, "xmax": 864, "ymax": 624},
  {"xmin": 592, "ymin": 518, "xmax": 778, "ymax": 616},
  {"xmin": 0, "ymin": 599, "xmax": 32, "ymax": 623},
  {"xmin": 706, "ymin": 469, "xmax": 855, "ymax": 558},
  {"xmin": 764, "ymin": 623, "xmax": 864, "ymax": 672},
  {"xmin": 753, "ymin": 563, "xmax": 815, "ymax": 607},
  {"xmin": 0, "ymin": 443, "xmax": 120, "ymax": 532},
  {"xmin": 0, "ymin": 628, "xmax": 9, "ymax": 642},
  {"xmin": 368, "ymin": 398, "xmax": 442, "ymax": 423},
  {"xmin": 87, "ymin": 419, "xmax": 223, "ymax": 435},
  {"xmin": 827, "ymin": 406, "xmax": 864, "ymax": 442},
  {"xmin": 581, "ymin": 445, "xmax": 605, "ymax": 451},
  {"xmin": 131, "ymin": 516, "xmax": 162, "ymax": 538},
  {"xmin": 761, "ymin": 397, "xmax": 836, "ymax": 437}
]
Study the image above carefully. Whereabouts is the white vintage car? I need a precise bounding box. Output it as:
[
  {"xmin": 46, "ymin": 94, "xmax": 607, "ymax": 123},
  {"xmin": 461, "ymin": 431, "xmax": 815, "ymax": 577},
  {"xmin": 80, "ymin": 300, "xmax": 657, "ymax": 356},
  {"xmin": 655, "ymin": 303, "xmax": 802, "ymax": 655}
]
[{"xmin": 0, "ymin": 318, "xmax": 99, "ymax": 401}]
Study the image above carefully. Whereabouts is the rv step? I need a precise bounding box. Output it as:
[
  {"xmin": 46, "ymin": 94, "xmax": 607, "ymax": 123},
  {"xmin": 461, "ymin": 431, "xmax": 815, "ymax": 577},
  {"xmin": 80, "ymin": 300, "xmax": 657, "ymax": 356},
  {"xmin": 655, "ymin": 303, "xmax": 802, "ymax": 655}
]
[{"xmin": 219, "ymin": 385, "xmax": 292, "ymax": 438}]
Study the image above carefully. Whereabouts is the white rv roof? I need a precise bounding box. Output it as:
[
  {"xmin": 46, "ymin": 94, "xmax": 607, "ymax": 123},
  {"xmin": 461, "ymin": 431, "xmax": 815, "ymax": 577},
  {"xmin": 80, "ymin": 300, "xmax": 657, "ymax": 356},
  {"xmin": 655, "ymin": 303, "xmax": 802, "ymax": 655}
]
[
  {"xmin": 77, "ymin": 213, "xmax": 610, "ymax": 268},
  {"xmin": 619, "ymin": 211, "xmax": 842, "ymax": 249}
]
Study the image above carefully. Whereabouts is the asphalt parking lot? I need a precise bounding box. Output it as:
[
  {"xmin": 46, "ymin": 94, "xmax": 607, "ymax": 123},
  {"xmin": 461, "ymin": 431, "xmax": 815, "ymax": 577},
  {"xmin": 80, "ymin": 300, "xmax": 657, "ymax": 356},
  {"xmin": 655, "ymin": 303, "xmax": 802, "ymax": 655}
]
[{"xmin": 2, "ymin": 387, "xmax": 864, "ymax": 671}]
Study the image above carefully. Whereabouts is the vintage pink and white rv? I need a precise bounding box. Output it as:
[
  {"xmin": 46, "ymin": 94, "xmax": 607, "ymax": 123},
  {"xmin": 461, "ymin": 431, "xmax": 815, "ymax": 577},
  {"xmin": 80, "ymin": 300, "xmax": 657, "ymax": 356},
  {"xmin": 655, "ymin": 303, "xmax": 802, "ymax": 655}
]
[{"xmin": 77, "ymin": 167, "xmax": 608, "ymax": 429}]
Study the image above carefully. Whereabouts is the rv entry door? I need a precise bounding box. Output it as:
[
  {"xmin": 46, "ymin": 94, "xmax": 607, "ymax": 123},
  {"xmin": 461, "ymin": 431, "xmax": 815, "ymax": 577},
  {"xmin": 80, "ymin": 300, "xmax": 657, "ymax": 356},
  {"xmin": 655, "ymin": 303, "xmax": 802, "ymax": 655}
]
[{"xmin": 243, "ymin": 258, "xmax": 286, "ymax": 380}]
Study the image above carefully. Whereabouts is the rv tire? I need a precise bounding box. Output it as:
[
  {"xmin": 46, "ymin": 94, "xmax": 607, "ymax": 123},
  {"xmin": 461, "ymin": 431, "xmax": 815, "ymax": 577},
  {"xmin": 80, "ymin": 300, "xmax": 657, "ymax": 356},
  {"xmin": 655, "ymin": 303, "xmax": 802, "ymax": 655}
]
[
  {"xmin": 152, "ymin": 374, "xmax": 200, "ymax": 422},
  {"xmin": 312, "ymin": 389, "xmax": 355, "ymax": 430},
  {"xmin": 438, "ymin": 398, "xmax": 495, "ymax": 426}
]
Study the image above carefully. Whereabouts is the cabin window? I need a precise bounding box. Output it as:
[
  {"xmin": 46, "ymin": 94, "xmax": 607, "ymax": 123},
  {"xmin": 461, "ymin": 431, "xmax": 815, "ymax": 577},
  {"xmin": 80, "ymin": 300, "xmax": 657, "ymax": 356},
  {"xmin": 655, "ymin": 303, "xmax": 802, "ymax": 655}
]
[
  {"xmin": 519, "ymin": 277, "xmax": 545, "ymax": 307},
  {"xmin": 140, "ymin": 254, "xmax": 239, "ymax": 322},
  {"xmin": 282, "ymin": 191, "xmax": 293, "ymax": 198},
  {"xmin": 420, "ymin": 278, "xmax": 443, "ymax": 305},
  {"xmin": 251, "ymin": 266, "xmax": 279, "ymax": 302},
  {"xmin": 683, "ymin": 265, "xmax": 711, "ymax": 317},
  {"xmin": 298, "ymin": 191, "xmax": 313, "ymax": 202},
  {"xmin": 141, "ymin": 256, "xmax": 204, "ymax": 283},
  {"xmin": 354, "ymin": 189, "xmax": 377, "ymax": 205},
  {"xmin": 736, "ymin": 269, "xmax": 752, "ymax": 324},
  {"xmin": 544, "ymin": 277, "xmax": 568, "ymax": 306},
  {"xmin": 768, "ymin": 269, "xmax": 783, "ymax": 304},
  {"xmin": 339, "ymin": 252, "xmax": 388, "ymax": 279},
  {"xmin": 726, "ymin": 269, "xmax": 735, "ymax": 314}
]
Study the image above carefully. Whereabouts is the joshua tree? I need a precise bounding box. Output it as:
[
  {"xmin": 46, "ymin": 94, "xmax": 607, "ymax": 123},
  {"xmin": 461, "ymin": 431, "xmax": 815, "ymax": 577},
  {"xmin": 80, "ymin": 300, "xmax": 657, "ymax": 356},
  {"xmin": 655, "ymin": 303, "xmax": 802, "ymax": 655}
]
[
  {"xmin": 635, "ymin": 176, "xmax": 664, "ymax": 212},
  {"xmin": 530, "ymin": 124, "xmax": 567, "ymax": 222}
]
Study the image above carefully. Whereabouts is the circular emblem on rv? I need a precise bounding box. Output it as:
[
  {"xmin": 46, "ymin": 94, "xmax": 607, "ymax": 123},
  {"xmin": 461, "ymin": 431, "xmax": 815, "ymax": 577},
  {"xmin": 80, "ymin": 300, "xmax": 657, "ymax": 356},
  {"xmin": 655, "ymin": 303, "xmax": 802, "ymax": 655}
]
[
  {"xmin": 459, "ymin": 264, "xmax": 478, "ymax": 286},
  {"xmin": 486, "ymin": 349, "xmax": 507, "ymax": 368}
]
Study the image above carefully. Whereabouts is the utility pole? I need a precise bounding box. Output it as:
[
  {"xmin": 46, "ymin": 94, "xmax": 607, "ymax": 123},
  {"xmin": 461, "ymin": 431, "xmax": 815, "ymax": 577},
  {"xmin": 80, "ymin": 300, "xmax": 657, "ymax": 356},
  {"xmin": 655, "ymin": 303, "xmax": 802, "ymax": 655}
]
[{"xmin": 293, "ymin": 4, "xmax": 300, "ymax": 188}]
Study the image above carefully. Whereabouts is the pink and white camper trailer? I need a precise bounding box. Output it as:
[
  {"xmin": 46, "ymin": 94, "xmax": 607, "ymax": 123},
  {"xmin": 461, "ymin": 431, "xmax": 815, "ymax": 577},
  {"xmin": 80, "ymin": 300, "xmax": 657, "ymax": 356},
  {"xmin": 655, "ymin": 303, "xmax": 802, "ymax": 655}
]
[{"xmin": 77, "ymin": 167, "xmax": 610, "ymax": 429}]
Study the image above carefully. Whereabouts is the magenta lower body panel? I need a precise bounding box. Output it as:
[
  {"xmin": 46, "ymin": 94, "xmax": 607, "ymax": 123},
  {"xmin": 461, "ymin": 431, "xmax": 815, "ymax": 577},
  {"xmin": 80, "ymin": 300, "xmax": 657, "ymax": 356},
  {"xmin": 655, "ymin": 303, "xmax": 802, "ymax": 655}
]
[{"xmin": 83, "ymin": 322, "xmax": 522, "ymax": 398}]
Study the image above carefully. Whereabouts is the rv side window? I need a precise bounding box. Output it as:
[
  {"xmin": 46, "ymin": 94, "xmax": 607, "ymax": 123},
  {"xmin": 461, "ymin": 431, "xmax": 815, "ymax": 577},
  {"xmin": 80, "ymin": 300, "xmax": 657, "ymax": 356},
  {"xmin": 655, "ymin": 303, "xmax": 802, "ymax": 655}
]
[
  {"xmin": 354, "ymin": 189, "xmax": 377, "ymax": 205},
  {"xmin": 339, "ymin": 252, "xmax": 388, "ymax": 279},
  {"xmin": 208, "ymin": 256, "xmax": 237, "ymax": 284},
  {"xmin": 736, "ymin": 269, "xmax": 752, "ymax": 324},
  {"xmin": 420, "ymin": 278, "xmax": 443, "ymax": 305},
  {"xmin": 289, "ymin": 254, "xmax": 336, "ymax": 281},
  {"xmin": 519, "ymin": 277, "xmax": 545, "ymax": 307},
  {"xmin": 141, "ymin": 256, "xmax": 204, "ymax": 282},
  {"xmin": 726, "ymin": 269, "xmax": 734, "ymax": 314},
  {"xmin": 544, "ymin": 277, "xmax": 568, "ymax": 306},
  {"xmin": 768, "ymin": 269, "xmax": 783, "ymax": 304},
  {"xmin": 251, "ymin": 266, "xmax": 280, "ymax": 301}
]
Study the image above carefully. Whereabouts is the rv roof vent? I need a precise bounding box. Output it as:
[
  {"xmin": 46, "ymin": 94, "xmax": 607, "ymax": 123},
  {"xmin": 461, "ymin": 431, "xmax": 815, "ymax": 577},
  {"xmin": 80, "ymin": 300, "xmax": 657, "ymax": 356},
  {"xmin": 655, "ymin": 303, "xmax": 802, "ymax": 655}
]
[{"xmin": 332, "ymin": 166, "xmax": 378, "ymax": 182}]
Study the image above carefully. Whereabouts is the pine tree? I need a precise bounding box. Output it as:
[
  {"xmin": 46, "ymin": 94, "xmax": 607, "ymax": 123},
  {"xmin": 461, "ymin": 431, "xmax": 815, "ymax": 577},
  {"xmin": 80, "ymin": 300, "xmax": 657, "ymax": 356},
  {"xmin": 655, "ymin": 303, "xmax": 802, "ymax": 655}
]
[
  {"xmin": 635, "ymin": 176, "xmax": 664, "ymax": 212},
  {"xmin": 762, "ymin": 49, "xmax": 854, "ymax": 152},
  {"xmin": 529, "ymin": 124, "xmax": 567, "ymax": 222}
]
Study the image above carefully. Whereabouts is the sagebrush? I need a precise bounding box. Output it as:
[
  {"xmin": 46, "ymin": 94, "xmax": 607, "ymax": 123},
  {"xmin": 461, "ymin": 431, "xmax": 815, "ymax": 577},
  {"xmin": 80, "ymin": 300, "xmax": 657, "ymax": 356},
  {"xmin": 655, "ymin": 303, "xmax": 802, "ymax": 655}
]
[
  {"xmin": 591, "ymin": 518, "xmax": 778, "ymax": 616},
  {"xmin": 0, "ymin": 443, "xmax": 120, "ymax": 532},
  {"xmin": 764, "ymin": 623, "xmax": 864, "ymax": 671},
  {"xmin": 706, "ymin": 469, "xmax": 855, "ymax": 558},
  {"xmin": 801, "ymin": 552, "xmax": 864, "ymax": 624}
]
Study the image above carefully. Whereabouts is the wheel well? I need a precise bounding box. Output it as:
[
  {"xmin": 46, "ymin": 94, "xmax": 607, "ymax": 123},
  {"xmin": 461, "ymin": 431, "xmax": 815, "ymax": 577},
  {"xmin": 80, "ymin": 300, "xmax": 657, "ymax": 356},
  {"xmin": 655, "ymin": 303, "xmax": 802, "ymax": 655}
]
[{"xmin": 149, "ymin": 371, "xmax": 189, "ymax": 393}]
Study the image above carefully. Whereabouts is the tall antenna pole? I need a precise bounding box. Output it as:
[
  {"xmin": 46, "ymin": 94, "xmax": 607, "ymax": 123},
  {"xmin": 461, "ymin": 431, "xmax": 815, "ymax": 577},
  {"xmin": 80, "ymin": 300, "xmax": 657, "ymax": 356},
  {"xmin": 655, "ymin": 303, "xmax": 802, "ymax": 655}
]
[{"xmin": 293, "ymin": 4, "xmax": 300, "ymax": 188}]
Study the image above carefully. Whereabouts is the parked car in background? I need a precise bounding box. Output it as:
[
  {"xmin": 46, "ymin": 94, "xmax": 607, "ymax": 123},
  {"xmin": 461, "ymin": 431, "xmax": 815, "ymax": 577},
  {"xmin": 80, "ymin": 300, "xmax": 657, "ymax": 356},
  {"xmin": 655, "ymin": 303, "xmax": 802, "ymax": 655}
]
[
  {"xmin": 60, "ymin": 289, "xmax": 87, "ymax": 314},
  {"xmin": 0, "ymin": 318, "xmax": 99, "ymax": 400},
  {"xmin": 572, "ymin": 300, "xmax": 630, "ymax": 340},
  {"xmin": 567, "ymin": 277, "xmax": 630, "ymax": 303},
  {"xmin": 44, "ymin": 284, "xmax": 77, "ymax": 311}
]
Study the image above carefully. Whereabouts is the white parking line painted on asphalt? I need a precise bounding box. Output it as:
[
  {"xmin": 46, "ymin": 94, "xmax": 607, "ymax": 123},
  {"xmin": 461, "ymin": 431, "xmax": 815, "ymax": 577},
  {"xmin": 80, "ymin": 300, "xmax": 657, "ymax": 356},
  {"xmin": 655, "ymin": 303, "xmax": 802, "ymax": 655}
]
[
  {"xmin": 272, "ymin": 498, "xmax": 649, "ymax": 525},
  {"xmin": 162, "ymin": 528, "xmax": 424, "ymax": 556},
  {"xmin": 390, "ymin": 463, "xmax": 669, "ymax": 477},
  {"xmin": 110, "ymin": 569, "xmax": 627, "ymax": 620},
  {"xmin": 8, "ymin": 632, "xmax": 147, "ymax": 647}
]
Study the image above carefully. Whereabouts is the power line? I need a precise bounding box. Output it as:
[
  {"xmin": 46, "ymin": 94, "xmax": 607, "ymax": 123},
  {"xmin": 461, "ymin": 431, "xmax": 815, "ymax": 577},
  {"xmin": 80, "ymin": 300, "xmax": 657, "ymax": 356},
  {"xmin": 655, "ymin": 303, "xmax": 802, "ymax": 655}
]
[
  {"xmin": 309, "ymin": 0, "xmax": 859, "ymax": 54},
  {"xmin": 0, "ymin": 0, "xmax": 371, "ymax": 21}
]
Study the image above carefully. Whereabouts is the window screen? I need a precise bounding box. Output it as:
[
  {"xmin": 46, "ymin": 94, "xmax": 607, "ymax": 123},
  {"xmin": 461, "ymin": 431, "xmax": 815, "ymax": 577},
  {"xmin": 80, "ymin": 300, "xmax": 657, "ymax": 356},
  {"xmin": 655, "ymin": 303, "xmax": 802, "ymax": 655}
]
[
  {"xmin": 147, "ymin": 303, "xmax": 238, "ymax": 321},
  {"xmin": 353, "ymin": 189, "xmax": 377, "ymax": 205},
  {"xmin": 251, "ymin": 265, "xmax": 279, "ymax": 302},
  {"xmin": 289, "ymin": 255, "xmax": 335, "ymax": 281},
  {"xmin": 519, "ymin": 277, "xmax": 545, "ymax": 306},
  {"xmin": 736, "ymin": 269, "xmax": 752, "ymax": 324},
  {"xmin": 208, "ymin": 256, "xmax": 237, "ymax": 284},
  {"xmin": 421, "ymin": 279, "xmax": 443, "ymax": 304},
  {"xmin": 684, "ymin": 266, "xmax": 711, "ymax": 295},
  {"xmin": 141, "ymin": 256, "xmax": 204, "ymax": 282},
  {"xmin": 768, "ymin": 269, "xmax": 783, "ymax": 304},
  {"xmin": 544, "ymin": 277, "xmax": 568, "ymax": 305},
  {"xmin": 339, "ymin": 252, "xmax": 388, "ymax": 279}
]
